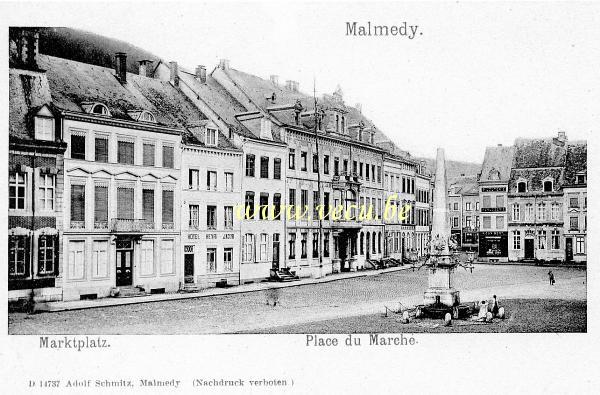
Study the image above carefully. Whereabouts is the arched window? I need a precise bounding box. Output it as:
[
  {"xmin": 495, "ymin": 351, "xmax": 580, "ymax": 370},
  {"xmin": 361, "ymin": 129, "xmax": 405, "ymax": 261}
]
[
  {"xmin": 335, "ymin": 114, "xmax": 340, "ymax": 133},
  {"xmin": 139, "ymin": 111, "xmax": 156, "ymax": 123},
  {"xmin": 543, "ymin": 180, "xmax": 553, "ymax": 192},
  {"xmin": 92, "ymin": 103, "xmax": 110, "ymax": 116},
  {"xmin": 517, "ymin": 181, "xmax": 527, "ymax": 193}
]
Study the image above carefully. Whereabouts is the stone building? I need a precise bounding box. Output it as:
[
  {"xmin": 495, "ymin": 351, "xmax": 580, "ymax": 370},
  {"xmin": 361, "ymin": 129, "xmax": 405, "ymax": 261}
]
[
  {"xmin": 8, "ymin": 29, "xmax": 67, "ymax": 306},
  {"xmin": 478, "ymin": 144, "xmax": 514, "ymax": 262},
  {"xmin": 562, "ymin": 140, "xmax": 587, "ymax": 263},
  {"xmin": 507, "ymin": 133, "xmax": 567, "ymax": 262},
  {"xmin": 448, "ymin": 176, "xmax": 479, "ymax": 252},
  {"xmin": 414, "ymin": 162, "xmax": 432, "ymax": 256}
]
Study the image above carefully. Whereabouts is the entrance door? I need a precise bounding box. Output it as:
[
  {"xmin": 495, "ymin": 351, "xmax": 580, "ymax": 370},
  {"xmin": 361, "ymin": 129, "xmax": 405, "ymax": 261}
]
[
  {"xmin": 116, "ymin": 243, "xmax": 133, "ymax": 286},
  {"xmin": 272, "ymin": 234, "xmax": 280, "ymax": 269},
  {"xmin": 524, "ymin": 239, "xmax": 535, "ymax": 260},
  {"xmin": 565, "ymin": 238, "xmax": 573, "ymax": 262},
  {"xmin": 184, "ymin": 253, "xmax": 195, "ymax": 283}
]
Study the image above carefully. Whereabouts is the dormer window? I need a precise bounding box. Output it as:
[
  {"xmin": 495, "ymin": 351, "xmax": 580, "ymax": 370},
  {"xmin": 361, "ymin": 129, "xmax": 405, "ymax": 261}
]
[
  {"xmin": 92, "ymin": 103, "xmax": 110, "ymax": 116},
  {"xmin": 543, "ymin": 180, "xmax": 553, "ymax": 192},
  {"xmin": 138, "ymin": 111, "xmax": 156, "ymax": 123},
  {"xmin": 34, "ymin": 105, "xmax": 55, "ymax": 141},
  {"xmin": 517, "ymin": 181, "xmax": 527, "ymax": 193},
  {"xmin": 206, "ymin": 128, "xmax": 217, "ymax": 146},
  {"xmin": 576, "ymin": 174, "xmax": 586, "ymax": 184}
]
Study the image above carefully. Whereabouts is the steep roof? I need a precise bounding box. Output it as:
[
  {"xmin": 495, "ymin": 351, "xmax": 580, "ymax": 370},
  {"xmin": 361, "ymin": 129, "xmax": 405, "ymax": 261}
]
[
  {"xmin": 450, "ymin": 175, "xmax": 479, "ymax": 195},
  {"xmin": 9, "ymin": 68, "xmax": 54, "ymax": 140},
  {"xmin": 564, "ymin": 141, "xmax": 587, "ymax": 185},
  {"xmin": 479, "ymin": 145, "xmax": 514, "ymax": 182},
  {"xmin": 512, "ymin": 137, "xmax": 567, "ymax": 168}
]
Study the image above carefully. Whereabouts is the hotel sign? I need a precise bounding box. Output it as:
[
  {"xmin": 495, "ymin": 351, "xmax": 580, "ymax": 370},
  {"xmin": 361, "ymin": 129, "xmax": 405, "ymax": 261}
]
[
  {"xmin": 480, "ymin": 207, "xmax": 506, "ymax": 212},
  {"xmin": 481, "ymin": 187, "xmax": 506, "ymax": 192},
  {"xmin": 187, "ymin": 233, "xmax": 235, "ymax": 240}
]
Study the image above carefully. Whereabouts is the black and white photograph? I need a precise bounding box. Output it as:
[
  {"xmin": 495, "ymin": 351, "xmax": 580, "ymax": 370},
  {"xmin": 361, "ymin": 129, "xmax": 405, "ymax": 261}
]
[{"xmin": 1, "ymin": 1, "xmax": 598, "ymax": 393}]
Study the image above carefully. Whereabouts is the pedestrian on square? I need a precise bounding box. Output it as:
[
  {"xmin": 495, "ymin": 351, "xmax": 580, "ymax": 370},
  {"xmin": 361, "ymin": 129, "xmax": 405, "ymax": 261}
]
[
  {"xmin": 492, "ymin": 295, "xmax": 499, "ymax": 317},
  {"xmin": 548, "ymin": 270, "xmax": 555, "ymax": 285}
]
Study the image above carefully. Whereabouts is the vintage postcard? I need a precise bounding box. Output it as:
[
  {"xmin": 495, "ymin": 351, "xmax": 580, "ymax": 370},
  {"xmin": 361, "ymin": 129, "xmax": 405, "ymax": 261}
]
[{"xmin": 1, "ymin": 1, "xmax": 598, "ymax": 394}]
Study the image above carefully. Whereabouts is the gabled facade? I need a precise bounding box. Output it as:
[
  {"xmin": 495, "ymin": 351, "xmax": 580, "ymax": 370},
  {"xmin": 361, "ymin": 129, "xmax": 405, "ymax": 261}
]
[{"xmin": 562, "ymin": 140, "xmax": 587, "ymax": 263}]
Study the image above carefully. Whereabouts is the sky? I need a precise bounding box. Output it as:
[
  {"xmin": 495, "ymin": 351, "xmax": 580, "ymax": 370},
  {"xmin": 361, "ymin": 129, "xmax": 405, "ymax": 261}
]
[{"xmin": 3, "ymin": 1, "xmax": 599, "ymax": 162}]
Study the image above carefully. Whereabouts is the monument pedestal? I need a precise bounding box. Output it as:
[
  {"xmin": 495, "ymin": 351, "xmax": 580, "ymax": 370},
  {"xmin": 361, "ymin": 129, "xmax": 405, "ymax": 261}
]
[{"xmin": 423, "ymin": 265, "xmax": 460, "ymax": 307}]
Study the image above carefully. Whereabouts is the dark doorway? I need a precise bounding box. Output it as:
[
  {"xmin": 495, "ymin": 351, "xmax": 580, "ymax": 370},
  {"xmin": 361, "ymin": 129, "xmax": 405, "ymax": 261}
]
[
  {"xmin": 524, "ymin": 238, "xmax": 535, "ymax": 260},
  {"xmin": 116, "ymin": 239, "xmax": 133, "ymax": 286},
  {"xmin": 339, "ymin": 235, "xmax": 348, "ymax": 271},
  {"xmin": 272, "ymin": 234, "xmax": 280, "ymax": 270},
  {"xmin": 184, "ymin": 253, "xmax": 195, "ymax": 284},
  {"xmin": 565, "ymin": 237, "xmax": 573, "ymax": 262}
]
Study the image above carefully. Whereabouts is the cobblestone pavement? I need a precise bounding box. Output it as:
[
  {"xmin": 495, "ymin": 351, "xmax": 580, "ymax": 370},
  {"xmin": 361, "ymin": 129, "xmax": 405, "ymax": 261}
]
[{"xmin": 9, "ymin": 264, "xmax": 586, "ymax": 334}]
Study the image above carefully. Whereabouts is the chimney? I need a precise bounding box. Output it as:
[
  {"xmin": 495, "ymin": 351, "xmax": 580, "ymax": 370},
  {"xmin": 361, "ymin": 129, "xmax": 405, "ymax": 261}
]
[
  {"xmin": 355, "ymin": 103, "xmax": 362, "ymax": 114},
  {"xmin": 114, "ymin": 52, "xmax": 127, "ymax": 83},
  {"xmin": 557, "ymin": 130, "xmax": 567, "ymax": 142},
  {"xmin": 270, "ymin": 75, "xmax": 279, "ymax": 85},
  {"xmin": 219, "ymin": 59, "xmax": 230, "ymax": 70},
  {"xmin": 169, "ymin": 61, "xmax": 179, "ymax": 87},
  {"xmin": 14, "ymin": 28, "xmax": 40, "ymax": 69},
  {"xmin": 195, "ymin": 65, "xmax": 207, "ymax": 83},
  {"xmin": 138, "ymin": 59, "xmax": 153, "ymax": 77}
]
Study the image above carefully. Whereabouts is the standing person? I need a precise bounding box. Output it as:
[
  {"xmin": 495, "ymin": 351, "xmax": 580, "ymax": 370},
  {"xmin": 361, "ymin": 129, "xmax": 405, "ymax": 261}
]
[
  {"xmin": 492, "ymin": 295, "xmax": 499, "ymax": 317},
  {"xmin": 548, "ymin": 270, "xmax": 555, "ymax": 285}
]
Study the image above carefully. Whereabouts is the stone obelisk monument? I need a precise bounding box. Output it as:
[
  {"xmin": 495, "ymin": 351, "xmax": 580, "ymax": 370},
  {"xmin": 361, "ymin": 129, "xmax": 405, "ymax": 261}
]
[{"xmin": 423, "ymin": 148, "xmax": 460, "ymax": 307}]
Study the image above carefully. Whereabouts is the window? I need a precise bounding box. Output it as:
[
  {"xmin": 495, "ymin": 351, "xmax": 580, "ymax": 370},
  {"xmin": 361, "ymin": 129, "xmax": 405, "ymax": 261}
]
[
  {"xmin": 323, "ymin": 232, "xmax": 330, "ymax": 257},
  {"xmin": 482, "ymin": 216, "xmax": 491, "ymax": 229},
  {"xmin": 334, "ymin": 157, "xmax": 339, "ymax": 176},
  {"xmin": 71, "ymin": 134, "xmax": 86, "ymax": 160},
  {"xmin": 496, "ymin": 216, "xmax": 504, "ymax": 229},
  {"xmin": 288, "ymin": 233, "xmax": 296, "ymax": 259},
  {"xmin": 313, "ymin": 191, "xmax": 320, "ymax": 220},
  {"xmin": 92, "ymin": 103, "xmax": 110, "ymax": 115},
  {"xmin": 512, "ymin": 203, "xmax": 520, "ymax": 221},
  {"xmin": 453, "ymin": 217, "xmax": 459, "ymax": 227},
  {"xmin": 243, "ymin": 234, "xmax": 255, "ymax": 262},
  {"xmin": 343, "ymin": 159, "xmax": 348, "ymax": 174},
  {"xmin": 9, "ymin": 172, "xmax": 26, "ymax": 210},
  {"xmin": 95, "ymin": 185, "xmax": 109, "ymax": 228},
  {"xmin": 139, "ymin": 111, "xmax": 155, "ymax": 123},
  {"xmin": 551, "ymin": 203, "xmax": 560, "ymax": 220},
  {"xmin": 551, "ymin": 230, "xmax": 560, "ymax": 250},
  {"xmin": 142, "ymin": 189, "xmax": 154, "ymax": 225},
  {"xmin": 189, "ymin": 205, "xmax": 199, "ymax": 228},
  {"xmin": 517, "ymin": 181, "xmax": 527, "ymax": 193},
  {"xmin": 259, "ymin": 193, "xmax": 269, "ymax": 220},
  {"xmin": 160, "ymin": 240, "xmax": 175, "ymax": 274},
  {"xmin": 37, "ymin": 235, "xmax": 56, "ymax": 274},
  {"xmin": 143, "ymin": 143, "xmax": 155, "ymax": 166},
  {"xmin": 207, "ymin": 248, "xmax": 217, "ymax": 273},
  {"xmin": 117, "ymin": 187, "xmax": 134, "ymax": 219},
  {"xmin": 475, "ymin": 201, "xmax": 480, "ymax": 210},
  {"xmin": 359, "ymin": 162, "xmax": 363, "ymax": 177},
  {"xmin": 207, "ymin": 171, "xmax": 217, "ymax": 191},
  {"xmin": 140, "ymin": 240, "xmax": 154, "ymax": 276},
  {"xmin": 205, "ymin": 128, "xmax": 217, "ymax": 146},
  {"xmin": 162, "ymin": 145, "xmax": 174, "ymax": 168},
  {"xmin": 162, "ymin": 190, "xmax": 174, "ymax": 226},
  {"xmin": 70, "ymin": 184, "xmax": 85, "ymax": 225},
  {"xmin": 496, "ymin": 195, "xmax": 504, "ymax": 208},
  {"xmin": 8, "ymin": 236, "xmax": 28, "ymax": 276},
  {"xmin": 482, "ymin": 195, "xmax": 491, "ymax": 208},
  {"xmin": 301, "ymin": 189, "xmax": 308, "ymax": 217},
  {"xmin": 259, "ymin": 233, "xmax": 268, "ymax": 261},
  {"xmin": 402, "ymin": 177, "xmax": 406, "ymax": 193},
  {"xmin": 301, "ymin": 232, "xmax": 307, "ymax": 258},
  {"xmin": 537, "ymin": 203, "xmax": 546, "ymax": 221},
  {"xmin": 39, "ymin": 174, "xmax": 55, "ymax": 211},
  {"xmin": 543, "ymin": 180, "xmax": 553, "ymax": 192},
  {"xmin": 273, "ymin": 194, "xmax": 281, "ymax": 220},
  {"xmin": 273, "ymin": 158, "xmax": 281, "ymax": 179},
  {"xmin": 576, "ymin": 236, "xmax": 585, "ymax": 254},
  {"xmin": 365, "ymin": 163, "xmax": 370, "ymax": 181},
  {"xmin": 323, "ymin": 155, "xmax": 329, "ymax": 175},
  {"xmin": 118, "ymin": 141, "xmax": 134, "ymax": 165},
  {"xmin": 453, "ymin": 202, "xmax": 459, "ymax": 210},
  {"xmin": 224, "ymin": 206, "xmax": 233, "ymax": 229},
  {"xmin": 312, "ymin": 232, "xmax": 319, "ymax": 258},
  {"xmin": 569, "ymin": 196, "xmax": 579, "ymax": 208},
  {"xmin": 465, "ymin": 217, "xmax": 472, "ymax": 228},
  {"xmin": 67, "ymin": 240, "xmax": 85, "ymax": 280},
  {"xmin": 35, "ymin": 116, "xmax": 54, "ymax": 140},
  {"xmin": 513, "ymin": 231, "xmax": 521, "ymax": 249},
  {"xmin": 570, "ymin": 217, "xmax": 578, "ymax": 230},
  {"xmin": 245, "ymin": 154, "xmax": 255, "ymax": 177},
  {"xmin": 289, "ymin": 149, "xmax": 295, "ymax": 170},
  {"xmin": 245, "ymin": 192, "xmax": 255, "ymax": 219},
  {"xmin": 92, "ymin": 240, "xmax": 109, "ymax": 278},
  {"xmin": 576, "ymin": 175, "xmax": 586, "ymax": 184},
  {"xmin": 465, "ymin": 202, "xmax": 472, "ymax": 211},
  {"xmin": 538, "ymin": 230, "xmax": 547, "ymax": 249},
  {"xmin": 288, "ymin": 189, "xmax": 296, "ymax": 217},
  {"xmin": 526, "ymin": 203, "xmax": 534, "ymax": 221},
  {"xmin": 323, "ymin": 192, "xmax": 330, "ymax": 220},
  {"xmin": 225, "ymin": 172, "xmax": 234, "ymax": 191},
  {"xmin": 260, "ymin": 156, "xmax": 269, "ymax": 178},
  {"xmin": 377, "ymin": 166, "xmax": 382, "ymax": 183},
  {"xmin": 224, "ymin": 248, "xmax": 233, "ymax": 272},
  {"xmin": 312, "ymin": 154, "xmax": 319, "ymax": 173},
  {"xmin": 301, "ymin": 151, "xmax": 308, "ymax": 171},
  {"xmin": 207, "ymin": 205, "xmax": 216, "ymax": 229},
  {"xmin": 189, "ymin": 169, "xmax": 199, "ymax": 189},
  {"xmin": 95, "ymin": 137, "xmax": 108, "ymax": 162}
]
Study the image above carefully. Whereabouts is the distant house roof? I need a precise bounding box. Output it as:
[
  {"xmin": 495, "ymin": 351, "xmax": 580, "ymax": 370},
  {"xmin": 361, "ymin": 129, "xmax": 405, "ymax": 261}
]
[
  {"xmin": 564, "ymin": 141, "xmax": 587, "ymax": 185},
  {"xmin": 183, "ymin": 124, "xmax": 240, "ymax": 151},
  {"xmin": 480, "ymin": 145, "xmax": 514, "ymax": 182},
  {"xmin": 512, "ymin": 137, "xmax": 567, "ymax": 168},
  {"xmin": 449, "ymin": 176, "xmax": 479, "ymax": 195}
]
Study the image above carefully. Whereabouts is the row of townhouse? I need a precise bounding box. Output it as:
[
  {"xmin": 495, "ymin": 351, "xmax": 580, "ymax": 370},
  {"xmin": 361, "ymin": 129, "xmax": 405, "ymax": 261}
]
[
  {"xmin": 474, "ymin": 132, "xmax": 586, "ymax": 263},
  {"xmin": 8, "ymin": 29, "xmax": 432, "ymax": 305}
]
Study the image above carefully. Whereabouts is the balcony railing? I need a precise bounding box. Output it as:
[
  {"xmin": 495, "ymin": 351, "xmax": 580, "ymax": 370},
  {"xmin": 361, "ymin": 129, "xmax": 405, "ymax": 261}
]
[{"xmin": 110, "ymin": 219, "xmax": 155, "ymax": 232}]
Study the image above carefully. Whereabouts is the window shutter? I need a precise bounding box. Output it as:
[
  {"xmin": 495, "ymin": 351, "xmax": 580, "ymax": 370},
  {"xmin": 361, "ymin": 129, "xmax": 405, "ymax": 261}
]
[
  {"xmin": 94, "ymin": 186, "xmax": 108, "ymax": 222},
  {"xmin": 162, "ymin": 190, "xmax": 174, "ymax": 223},
  {"xmin": 95, "ymin": 138, "xmax": 108, "ymax": 162},
  {"xmin": 118, "ymin": 141, "xmax": 135, "ymax": 165},
  {"xmin": 162, "ymin": 145, "xmax": 174, "ymax": 168},
  {"xmin": 71, "ymin": 185, "xmax": 85, "ymax": 221},
  {"xmin": 143, "ymin": 189, "xmax": 154, "ymax": 222},
  {"xmin": 117, "ymin": 188, "xmax": 134, "ymax": 219},
  {"xmin": 143, "ymin": 143, "xmax": 155, "ymax": 166}
]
